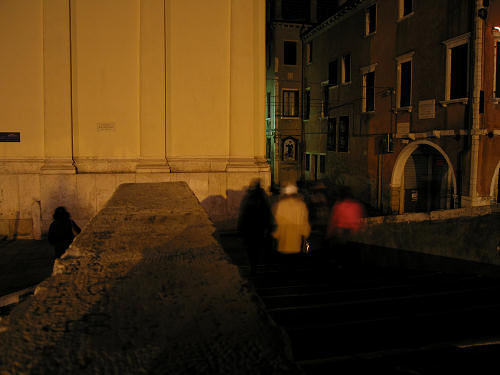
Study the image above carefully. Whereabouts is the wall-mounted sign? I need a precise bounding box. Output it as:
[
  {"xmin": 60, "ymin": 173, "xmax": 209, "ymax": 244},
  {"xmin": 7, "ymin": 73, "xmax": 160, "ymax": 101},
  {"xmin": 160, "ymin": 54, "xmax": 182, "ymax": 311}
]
[
  {"xmin": 418, "ymin": 99, "xmax": 435, "ymax": 119},
  {"xmin": 0, "ymin": 132, "xmax": 20, "ymax": 142},
  {"xmin": 397, "ymin": 122, "xmax": 410, "ymax": 135},
  {"xmin": 282, "ymin": 136, "xmax": 297, "ymax": 161},
  {"xmin": 97, "ymin": 122, "xmax": 116, "ymax": 132}
]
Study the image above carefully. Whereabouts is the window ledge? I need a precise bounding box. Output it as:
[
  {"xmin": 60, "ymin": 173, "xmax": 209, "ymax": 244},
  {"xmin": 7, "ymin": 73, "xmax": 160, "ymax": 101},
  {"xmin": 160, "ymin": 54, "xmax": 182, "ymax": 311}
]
[
  {"xmin": 395, "ymin": 106, "xmax": 413, "ymax": 113},
  {"xmin": 280, "ymin": 116, "xmax": 300, "ymax": 120},
  {"xmin": 364, "ymin": 31, "xmax": 376, "ymax": 38},
  {"xmin": 490, "ymin": 97, "xmax": 500, "ymax": 104},
  {"xmin": 397, "ymin": 12, "xmax": 415, "ymax": 22},
  {"xmin": 362, "ymin": 110, "xmax": 376, "ymax": 115},
  {"xmin": 341, "ymin": 82, "xmax": 352, "ymax": 87},
  {"xmin": 439, "ymin": 98, "xmax": 469, "ymax": 107}
]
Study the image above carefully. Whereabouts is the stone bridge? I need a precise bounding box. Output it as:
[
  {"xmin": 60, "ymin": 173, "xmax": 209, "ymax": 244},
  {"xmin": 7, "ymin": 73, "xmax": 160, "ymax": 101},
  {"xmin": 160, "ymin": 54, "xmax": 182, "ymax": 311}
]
[{"xmin": 0, "ymin": 182, "xmax": 300, "ymax": 374}]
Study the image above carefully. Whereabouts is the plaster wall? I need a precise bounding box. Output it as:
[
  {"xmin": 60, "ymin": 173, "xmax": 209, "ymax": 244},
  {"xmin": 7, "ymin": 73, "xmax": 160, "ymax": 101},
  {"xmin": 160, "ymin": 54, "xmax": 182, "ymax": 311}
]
[{"xmin": 0, "ymin": 0, "xmax": 269, "ymax": 238}]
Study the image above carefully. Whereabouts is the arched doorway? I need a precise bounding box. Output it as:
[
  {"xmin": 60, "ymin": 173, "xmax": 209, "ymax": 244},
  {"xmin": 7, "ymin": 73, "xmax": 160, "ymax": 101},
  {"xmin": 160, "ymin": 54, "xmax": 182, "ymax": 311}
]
[
  {"xmin": 490, "ymin": 160, "xmax": 500, "ymax": 204},
  {"xmin": 391, "ymin": 141, "xmax": 457, "ymax": 213}
]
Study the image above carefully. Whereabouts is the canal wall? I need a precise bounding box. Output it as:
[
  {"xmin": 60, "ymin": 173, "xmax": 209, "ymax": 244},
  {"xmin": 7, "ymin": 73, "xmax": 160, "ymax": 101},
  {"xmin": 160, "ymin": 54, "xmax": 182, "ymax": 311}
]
[
  {"xmin": 0, "ymin": 182, "xmax": 301, "ymax": 374},
  {"xmin": 354, "ymin": 205, "xmax": 500, "ymax": 276}
]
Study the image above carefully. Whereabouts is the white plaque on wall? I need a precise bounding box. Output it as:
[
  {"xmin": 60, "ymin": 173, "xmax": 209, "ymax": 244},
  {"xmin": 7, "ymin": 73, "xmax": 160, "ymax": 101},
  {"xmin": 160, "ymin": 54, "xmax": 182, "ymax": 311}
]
[
  {"xmin": 397, "ymin": 122, "xmax": 410, "ymax": 135},
  {"xmin": 418, "ymin": 99, "xmax": 435, "ymax": 119}
]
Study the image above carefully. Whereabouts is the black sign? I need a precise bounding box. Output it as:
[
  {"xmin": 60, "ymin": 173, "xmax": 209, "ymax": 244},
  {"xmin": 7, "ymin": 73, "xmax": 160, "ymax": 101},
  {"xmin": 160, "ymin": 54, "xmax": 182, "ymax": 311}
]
[{"xmin": 0, "ymin": 132, "xmax": 20, "ymax": 142}]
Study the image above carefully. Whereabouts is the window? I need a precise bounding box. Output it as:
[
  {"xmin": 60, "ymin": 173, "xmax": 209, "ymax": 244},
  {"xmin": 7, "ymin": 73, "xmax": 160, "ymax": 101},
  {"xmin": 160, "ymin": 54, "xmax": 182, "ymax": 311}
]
[
  {"xmin": 321, "ymin": 83, "xmax": 329, "ymax": 117},
  {"xmin": 396, "ymin": 52, "xmax": 414, "ymax": 108},
  {"xmin": 284, "ymin": 41, "xmax": 297, "ymax": 65},
  {"xmin": 329, "ymin": 60, "xmax": 338, "ymax": 86},
  {"xmin": 320, "ymin": 155, "xmax": 326, "ymax": 173},
  {"xmin": 306, "ymin": 42, "xmax": 313, "ymax": 64},
  {"xmin": 304, "ymin": 89, "xmax": 311, "ymax": 120},
  {"xmin": 496, "ymin": 41, "xmax": 500, "ymax": 98},
  {"xmin": 363, "ymin": 71, "xmax": 375, "ymax": 112},
  {"xmin": 266, "ymin": 92, "xmax": 271, "ymax": 118},
  {"xmin": 338, "ymin": 116, "xmax": 349, "ymax": 152},
  {"xmin": 282, "ymin": 89, "xmax": 299, "ymax": 117},
  {"xmin": 342, "ymin": 54, "xmax": 351, "ymax": 84},
  {"xmin": 399, "ymin": 0, "xmax": 413, "ymax": 18},
  {"xmin": 366, "ymin": 4, "xmax": 376, "ymax": 35},
  {"xmin": 450, "ymin": 43, "xmax": 468, "ymax": 99},
  {"xmin": 361, "ymin": 63, "xmax": 377, "ymax": 112},
  {"xmin": 266, "ymin": 137, "xmax": 271, "ymax": 159},
  {"xmin": 305, "ymin": 154, "xmax": 310, "ymax": 171},
  {"xmin": 443, "ymin": 34, "xmax": 470, "ymax": 101},
  {"xmin": 327, "ymin": 118, "xmax": 337, "ymax": 151}
]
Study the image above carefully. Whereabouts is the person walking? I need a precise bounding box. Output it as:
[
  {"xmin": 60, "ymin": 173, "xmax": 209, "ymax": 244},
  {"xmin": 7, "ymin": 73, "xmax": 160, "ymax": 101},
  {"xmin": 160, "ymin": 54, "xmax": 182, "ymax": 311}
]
[
  {"xmin": 48, "ymin": 206, "xmax": 81, "ymax": 259},
  {"xmin": 237, "ymin": 180, "xmax": 274, "ymax": 276},
  {"xmin": 326, "ymin": 187, "xmax": 365, "ymax": 267},
  {"xmin": 272, "ymin": 183, "xmax": 311, "ymax": 255}
]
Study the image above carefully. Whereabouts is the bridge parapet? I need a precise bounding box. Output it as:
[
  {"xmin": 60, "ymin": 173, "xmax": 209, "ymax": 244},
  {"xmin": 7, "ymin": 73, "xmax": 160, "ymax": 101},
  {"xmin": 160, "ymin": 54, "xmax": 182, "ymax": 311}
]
[{"xmin": 0, "ymin": 182, "xmax": 299, "ymax": 374}]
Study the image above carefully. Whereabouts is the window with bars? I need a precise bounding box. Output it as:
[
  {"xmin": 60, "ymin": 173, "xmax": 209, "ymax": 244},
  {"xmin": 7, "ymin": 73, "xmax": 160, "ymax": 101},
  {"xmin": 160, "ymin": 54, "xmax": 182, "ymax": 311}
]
[{"xmin": 282, "ymin": 89, "xmax": 299, "ymax": 117}]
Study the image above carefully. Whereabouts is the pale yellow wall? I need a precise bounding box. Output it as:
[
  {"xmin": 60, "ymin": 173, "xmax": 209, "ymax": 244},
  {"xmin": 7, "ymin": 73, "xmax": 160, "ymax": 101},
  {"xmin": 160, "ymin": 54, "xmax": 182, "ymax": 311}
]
[
  {"xmin": 167, "ymin": 0, "xmax": 231, "ymax": 157},
  {"xmin": 0, "ymin": 0, "xmax": 269, "ymax": 237},
  {"xmin": 72, "ymin": 0, "xmax": 140, "ymax": 159},
  {"xmin": 0, "ymin": 0, "xmax": 44, "ymax": 159}
]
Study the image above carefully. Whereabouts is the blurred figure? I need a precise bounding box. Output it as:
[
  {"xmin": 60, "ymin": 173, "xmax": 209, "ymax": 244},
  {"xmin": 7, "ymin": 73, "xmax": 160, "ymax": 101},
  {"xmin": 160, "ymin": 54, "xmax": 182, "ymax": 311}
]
[
  {"xmin": 48, "ymin": 206, "xmax": 81, "ymax": 259},
  {"xmin": 306, "ymin": 181, "xmax": 330, "ymax": 261},
  {"xmin": 326, "ymin": 187, "xmax": 365, "ymax": 267},
  {"xmin": 238, "ymin": 180, "xmax": 274, "ymax": 276},
  {"xmin": 307, "ymin": 181, "xmax": 330, "ymax": 234},
  {"xmin": 272, "ymin": 183, "xmax": 311, "ymax": 255}
]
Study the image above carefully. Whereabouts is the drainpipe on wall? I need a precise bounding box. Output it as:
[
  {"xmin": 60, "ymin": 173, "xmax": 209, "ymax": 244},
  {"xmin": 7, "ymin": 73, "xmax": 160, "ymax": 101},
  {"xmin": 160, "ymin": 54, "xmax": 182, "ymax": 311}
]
[{"xmin": 469, "ymin": 0, "xmax": 483, "ymax": 206}]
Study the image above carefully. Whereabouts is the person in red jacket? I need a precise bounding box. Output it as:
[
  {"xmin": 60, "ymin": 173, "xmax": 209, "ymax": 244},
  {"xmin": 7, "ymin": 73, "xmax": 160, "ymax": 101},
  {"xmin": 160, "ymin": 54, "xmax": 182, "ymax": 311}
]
[{"xmin": 326, "ymin": 187, "xmax": 365, "ymax": 267}]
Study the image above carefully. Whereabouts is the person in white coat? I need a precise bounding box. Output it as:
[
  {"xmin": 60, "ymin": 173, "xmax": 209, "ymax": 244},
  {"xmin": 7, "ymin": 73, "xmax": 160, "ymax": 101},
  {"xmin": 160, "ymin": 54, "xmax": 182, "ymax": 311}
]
[{"xmin": 272, "ymin": 184, "xmax": 311, "ymax": 254}]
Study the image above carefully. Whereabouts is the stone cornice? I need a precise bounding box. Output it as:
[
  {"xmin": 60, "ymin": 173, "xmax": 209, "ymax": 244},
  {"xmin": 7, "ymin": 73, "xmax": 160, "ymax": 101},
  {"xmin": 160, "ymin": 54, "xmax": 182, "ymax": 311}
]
[{"xmin": 302, "ymin": 0, "xmax": 367, "ymax": 42}]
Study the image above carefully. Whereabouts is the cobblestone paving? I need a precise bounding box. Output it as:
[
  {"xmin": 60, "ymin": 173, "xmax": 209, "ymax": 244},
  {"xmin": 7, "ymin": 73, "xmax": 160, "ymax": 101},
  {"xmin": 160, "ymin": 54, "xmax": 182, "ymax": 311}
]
[{"xmin": 0, "ymin": 183, "xmax": 301, "ymax": 375}]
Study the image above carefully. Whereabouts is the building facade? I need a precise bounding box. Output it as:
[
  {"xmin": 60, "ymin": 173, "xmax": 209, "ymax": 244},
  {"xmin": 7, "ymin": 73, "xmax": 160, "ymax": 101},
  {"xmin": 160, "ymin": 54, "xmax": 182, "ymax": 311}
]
[
  {"xmin": 265, "ymin": 0, "xmax": 339, "ymax": 187},
  {"xmin": 302, "ymin": 0, "xmax": 500, "ymax": 214},
  {"xmin": 0, "ymin": 0, "xmax": 268, "ymax": 238}
]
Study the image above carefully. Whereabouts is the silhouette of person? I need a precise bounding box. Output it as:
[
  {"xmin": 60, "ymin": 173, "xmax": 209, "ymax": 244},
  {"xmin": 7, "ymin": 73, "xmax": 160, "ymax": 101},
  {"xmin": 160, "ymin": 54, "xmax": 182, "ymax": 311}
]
[
  {"xmin": 48, "ymin": 206, "xmax": 81, "ymax": 259},
  {"xmin": 272, "ymin": 183, "xmax": 311, "ymax": 255},
  {"xmin": 237, "ymin": 180, "xmax": 274, "ymax": 276}
]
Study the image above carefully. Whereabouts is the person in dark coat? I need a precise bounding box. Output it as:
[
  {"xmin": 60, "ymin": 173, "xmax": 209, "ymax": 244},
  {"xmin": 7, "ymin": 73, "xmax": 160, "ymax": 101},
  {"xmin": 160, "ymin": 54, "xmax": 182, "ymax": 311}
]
[
  {"xmin": 48, "ymin": 206, "xmax": 81, "ymax": 259},
  {"xmin": 237, "ymin": 179, "xmax": 274, "ymax": 276}
]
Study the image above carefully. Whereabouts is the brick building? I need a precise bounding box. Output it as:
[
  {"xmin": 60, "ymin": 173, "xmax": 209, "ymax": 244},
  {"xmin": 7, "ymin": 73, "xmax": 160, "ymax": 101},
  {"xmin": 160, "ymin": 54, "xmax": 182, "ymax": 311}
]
[{"xmin": 302, "ymin": 0, "xmax": 500, "ymax": 214}]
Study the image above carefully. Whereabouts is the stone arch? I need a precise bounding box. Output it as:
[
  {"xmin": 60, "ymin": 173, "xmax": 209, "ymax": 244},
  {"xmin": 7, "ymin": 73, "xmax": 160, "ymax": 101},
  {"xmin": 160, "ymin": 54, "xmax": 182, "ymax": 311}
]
[
  {"xmin": 490, "ymin": 159, "xmax": 500, "ymax": 203},
  {"xmin": 390, "ymin": 140, "xmax": 457, "ymax": 213}
]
